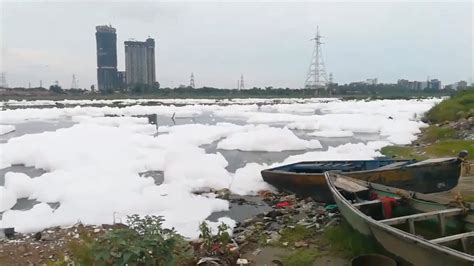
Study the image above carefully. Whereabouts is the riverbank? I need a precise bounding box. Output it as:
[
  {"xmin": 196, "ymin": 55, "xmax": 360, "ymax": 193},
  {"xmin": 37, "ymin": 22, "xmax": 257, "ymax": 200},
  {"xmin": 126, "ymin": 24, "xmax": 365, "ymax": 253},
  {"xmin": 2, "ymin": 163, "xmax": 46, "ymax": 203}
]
[
  {"xmin": 1, "ymin": 190, "xmax": 361, "ymax": 265},
  {"xmin": 381, "ymin": 90, "xmax": 473, "ymax": 159}
]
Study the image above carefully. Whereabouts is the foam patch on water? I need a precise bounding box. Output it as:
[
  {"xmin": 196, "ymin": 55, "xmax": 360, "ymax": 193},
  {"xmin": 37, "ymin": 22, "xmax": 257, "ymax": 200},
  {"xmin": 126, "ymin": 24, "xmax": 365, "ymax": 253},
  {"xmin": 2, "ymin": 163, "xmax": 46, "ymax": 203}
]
[
  {"xmin": 0, "ymin": 125, "xmax": 15, "ymax": 135},
  {"xmin": 0, "ymin": 187, "xmax": 17, "ymax": 212},
  {"xmin": 218, "ymin": 125, "xmax": 322, "ymax": 151},
  {"xmin": 308, "ymin": 130, "xmax": 354, "ymax": 138}
]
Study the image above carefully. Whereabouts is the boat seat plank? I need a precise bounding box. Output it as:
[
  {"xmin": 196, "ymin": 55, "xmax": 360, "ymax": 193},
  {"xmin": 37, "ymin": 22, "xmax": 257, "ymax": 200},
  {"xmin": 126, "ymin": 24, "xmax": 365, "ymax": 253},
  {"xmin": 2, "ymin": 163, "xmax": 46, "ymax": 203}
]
[
  {"xmin": 430, "ymin": 232, "xmax": 474, "ymax": 244},
  {"xmin": 380, "ymin": 208, "xmax": 464, "ymax": 226},
  {"xmin": 334, "ymin": 177, "xmax": 368, "ymax": 193},
  {"xmin": 353, "ymin": 197, "xmax": 401, "ymax": 208}
]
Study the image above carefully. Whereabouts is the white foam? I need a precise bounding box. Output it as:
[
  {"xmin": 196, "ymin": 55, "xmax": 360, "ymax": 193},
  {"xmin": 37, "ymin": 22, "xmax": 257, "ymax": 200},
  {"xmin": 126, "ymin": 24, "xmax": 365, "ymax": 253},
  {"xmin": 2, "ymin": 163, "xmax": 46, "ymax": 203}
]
[
  {"xmin": 217, "ymin": 125, "xmax": 322, "ymax": 152},
  {"xmin": 0, "ymin": 187, "xmax": 17, "ymax": 212},
  {"xmin": 308, "ymin": 130, "xmax": 354, "ymax": 138},
  {"xmin": 0, "ymin": 125, "xmax": 15, "ymax": 135},
  {"xmin": 0, "ymin": 98, "xmax": 441, "ymax": 237},
  {"xmin": 4, "ymin": 172, "xmax": 34, "ymax": 199}
]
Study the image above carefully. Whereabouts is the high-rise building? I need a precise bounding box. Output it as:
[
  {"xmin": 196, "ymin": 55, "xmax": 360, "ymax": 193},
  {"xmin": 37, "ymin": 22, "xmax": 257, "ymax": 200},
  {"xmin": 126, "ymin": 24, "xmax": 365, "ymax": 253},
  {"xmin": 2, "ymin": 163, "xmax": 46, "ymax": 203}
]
[
  {"xmin": 124, "ymin": 38, "xmax": 156, "ymax": 85},
  {"xmin": 95, "ymin": 25, "xmax": 118, "ymax": 91}
]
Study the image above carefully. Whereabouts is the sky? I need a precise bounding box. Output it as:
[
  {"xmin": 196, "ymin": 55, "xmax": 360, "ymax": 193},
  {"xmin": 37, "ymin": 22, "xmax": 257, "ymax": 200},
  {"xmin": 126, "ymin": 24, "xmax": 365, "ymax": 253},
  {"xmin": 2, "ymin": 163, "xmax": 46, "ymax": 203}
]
[{"xmin": 0, "ymin": 1, "xmax": 472, "ymax": 89}]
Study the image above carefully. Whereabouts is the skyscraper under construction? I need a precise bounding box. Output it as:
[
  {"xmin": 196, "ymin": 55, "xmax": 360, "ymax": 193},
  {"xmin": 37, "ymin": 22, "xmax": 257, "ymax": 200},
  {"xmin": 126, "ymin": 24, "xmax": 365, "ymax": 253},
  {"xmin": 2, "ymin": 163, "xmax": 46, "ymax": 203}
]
[
  {"xmin": 124, "ymin": 38, "xmax": 156, "ymax": 85},
  {"xmin": 95, "ymin": 25, "xmax": 118, "ymax": 91}
]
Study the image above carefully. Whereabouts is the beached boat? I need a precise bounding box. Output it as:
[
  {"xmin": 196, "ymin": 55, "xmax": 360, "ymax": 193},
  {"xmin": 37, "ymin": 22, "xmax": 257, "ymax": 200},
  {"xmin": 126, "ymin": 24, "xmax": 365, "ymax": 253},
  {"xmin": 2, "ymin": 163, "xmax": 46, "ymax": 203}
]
[
  {"xmin": 261, "ymin": 156, "xmax": 464, "ymax": 202},
  {"xmin": 325, "ymin": 172, "xmax": 474, "ymax": 266}
]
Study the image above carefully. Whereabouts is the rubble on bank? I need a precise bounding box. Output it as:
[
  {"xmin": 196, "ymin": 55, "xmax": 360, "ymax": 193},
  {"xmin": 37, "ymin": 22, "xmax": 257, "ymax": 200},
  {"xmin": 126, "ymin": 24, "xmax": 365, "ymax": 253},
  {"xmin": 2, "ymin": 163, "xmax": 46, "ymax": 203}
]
[
  {"xmin": 231, "ymin": 190, "xmax": 340, "ymax": 265},
  {"xmin": 0, "ymin": 190, "xmax": 340, "ymax": 265},
  {"xmin": 0, "ymin": 224, "xmax": 118, "ymax": 265}
]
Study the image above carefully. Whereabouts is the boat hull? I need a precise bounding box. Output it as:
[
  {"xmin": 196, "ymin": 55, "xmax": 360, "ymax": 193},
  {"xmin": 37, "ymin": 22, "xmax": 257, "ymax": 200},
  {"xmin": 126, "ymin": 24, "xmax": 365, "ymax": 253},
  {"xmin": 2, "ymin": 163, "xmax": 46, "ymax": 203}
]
[
  {"xmin": 262, "ymin": 158, "xmax": 462, "ymax": 202},
  {"xmin": 326, "ymin": 172, "xmax": 474, "ymax": 266}
]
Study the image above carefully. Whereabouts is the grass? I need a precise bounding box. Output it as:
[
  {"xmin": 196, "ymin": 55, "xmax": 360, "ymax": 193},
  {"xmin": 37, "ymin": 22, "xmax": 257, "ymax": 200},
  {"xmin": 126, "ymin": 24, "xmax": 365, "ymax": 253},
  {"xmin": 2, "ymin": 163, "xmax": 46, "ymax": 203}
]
[
  {"xmin": 380, "ymin": 146, "xmax": 426, "ymax": 160},
  {"xmin": 281, "ymin": 249, "xmax": 320, "ymax": 266},
  {"xmin": 425, "ymin": 90, "xmax": 474, "ymax": 123},
  {"xmin": 424, "ymin": 140, "xmax": 474, "ymax": 157},
  {"xmin": 323, "ymin": 221, "xmax": 381, "ymax": 258},
  {"xmin": 421, "ymin": 126, "xmax": 457, "ymax": 143},
  {"xmin": 278, "ymin": 225, "xmax": 315, "ymax": 246}
]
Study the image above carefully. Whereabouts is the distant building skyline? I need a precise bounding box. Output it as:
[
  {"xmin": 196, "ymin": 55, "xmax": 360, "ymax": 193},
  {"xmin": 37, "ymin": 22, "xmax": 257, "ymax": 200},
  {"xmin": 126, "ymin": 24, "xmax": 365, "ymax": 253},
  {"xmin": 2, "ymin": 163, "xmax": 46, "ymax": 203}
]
[
  {"xmin": 2, "ymin": 2, "xmax": 472, "ymax": 88},
  {"xmin": 95, "ymin": 25, "xmax": 118, "ymax": 92},
  {"xmin": 125, "ymin": 38, "xmax": 156, "ymax": 86}
]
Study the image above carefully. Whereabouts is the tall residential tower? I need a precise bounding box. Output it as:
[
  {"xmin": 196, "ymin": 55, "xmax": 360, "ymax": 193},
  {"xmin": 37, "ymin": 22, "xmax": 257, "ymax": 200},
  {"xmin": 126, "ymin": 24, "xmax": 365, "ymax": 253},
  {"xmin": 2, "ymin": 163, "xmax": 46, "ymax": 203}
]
[
  {"xmin": 124, "ymin": 38, "xmax": 156, "ymax": 85},
  {"xmin": 95, "ymin": 25, "xmax": 118, "ymax": 91}
]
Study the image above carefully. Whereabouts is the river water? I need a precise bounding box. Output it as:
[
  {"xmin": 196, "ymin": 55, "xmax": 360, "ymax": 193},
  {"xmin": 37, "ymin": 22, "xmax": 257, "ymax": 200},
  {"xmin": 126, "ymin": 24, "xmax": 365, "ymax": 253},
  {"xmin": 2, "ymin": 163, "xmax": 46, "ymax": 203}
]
[{"xmin": 0, "ymin": 112, "xmax": 380, "ymax": 222}]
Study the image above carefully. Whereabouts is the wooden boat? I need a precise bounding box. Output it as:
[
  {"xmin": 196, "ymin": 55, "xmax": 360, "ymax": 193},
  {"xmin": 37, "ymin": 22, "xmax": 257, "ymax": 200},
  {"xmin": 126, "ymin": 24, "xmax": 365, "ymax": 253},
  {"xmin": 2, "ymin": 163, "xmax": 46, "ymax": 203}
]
[
  {"xmin": 261, "ymin": 156, "xmax": 464, "ymax": 202},
  {"xmin": 325, "ymin": 171, "xmax": 474, "ymax": 266}
]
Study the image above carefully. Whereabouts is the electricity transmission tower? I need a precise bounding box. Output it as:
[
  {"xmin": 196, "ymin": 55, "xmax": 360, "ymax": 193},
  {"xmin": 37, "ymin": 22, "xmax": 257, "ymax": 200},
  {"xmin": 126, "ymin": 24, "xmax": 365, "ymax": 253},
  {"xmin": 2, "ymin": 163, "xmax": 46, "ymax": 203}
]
[
  {"xmin": 71, "ymin": 74, "xmax": 78, "ymax": 89},
  {"xmin": 189, "ymin": 72, "xmax": 195, "ymax": 88},
  {"xmin": 239, "ymin": 74, "xmax": 245, "ymax": 90},
  {"xmin": 0, "ymin": 72, "xmax": 8, "ymax": 88},
  {"xmin": 304, "ymin": 26, "xmax": 329, "ymax": 90}
]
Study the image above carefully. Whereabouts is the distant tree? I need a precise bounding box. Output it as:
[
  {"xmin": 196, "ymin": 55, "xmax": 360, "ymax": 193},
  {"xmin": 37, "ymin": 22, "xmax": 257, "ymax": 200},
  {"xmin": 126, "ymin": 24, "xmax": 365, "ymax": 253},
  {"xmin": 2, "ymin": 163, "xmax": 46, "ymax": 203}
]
[{"xmin": 49, "ymin": 84, "xmax": 64, "ymax": 94}]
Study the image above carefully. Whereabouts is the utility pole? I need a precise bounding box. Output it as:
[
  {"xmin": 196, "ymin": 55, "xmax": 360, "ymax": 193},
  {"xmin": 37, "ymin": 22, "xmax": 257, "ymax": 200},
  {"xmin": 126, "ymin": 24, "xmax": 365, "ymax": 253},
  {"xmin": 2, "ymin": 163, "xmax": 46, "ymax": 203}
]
[{"xmin": 305, "ymin": 26, "xmax": 329, "ymax": 94}]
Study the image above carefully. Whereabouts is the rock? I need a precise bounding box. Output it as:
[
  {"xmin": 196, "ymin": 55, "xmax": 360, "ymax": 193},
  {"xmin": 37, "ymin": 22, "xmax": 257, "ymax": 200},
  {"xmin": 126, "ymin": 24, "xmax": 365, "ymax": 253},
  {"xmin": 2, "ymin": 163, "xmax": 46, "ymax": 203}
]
[
  {"xmin": 294, "ymin": 240, "xmax": 309, "ymax": 248},
  {"xmin": 241, "ymin": 218, "xmax": 253, "ymax": 227},
  {"xmin": 265, "ymin": 210, "xmax": 283, "ymax": 219},
  {"xmin": 271, "ymin": 259, "xmax": 284, "ymax": 266},
  {"xmin": 41, "ymin": 233, "xmax": 54, "ymax": 241},
  {"xmin": 265, "ymin": 222, "xmax": 280, "ymax": 231},
  {"xmin": 266, "ymin": 232, "xmax": 281, "ymax": 244},
  {"xmin": 215, "ymin": 188, "xmax": 231, "ymax": 199},
  {"xmin": 235, "ymin": 235, "xmax": 246, "ymax": 244},
  {"xmin": 33, "ymin": 232, "xmax": 42, "ymax": 241}
]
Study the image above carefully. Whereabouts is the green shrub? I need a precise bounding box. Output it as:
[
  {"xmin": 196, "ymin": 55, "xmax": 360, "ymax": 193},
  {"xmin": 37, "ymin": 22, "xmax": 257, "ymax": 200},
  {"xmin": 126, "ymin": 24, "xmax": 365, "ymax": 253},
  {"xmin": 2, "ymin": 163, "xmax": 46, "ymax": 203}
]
[
  {"xmin": 71, "ymin": 215, "xmax": 192, "ymax": 265},
  {"xmin": 421, "ymin": 126, "xmax": 456, "ymax": 142},
  {"xmin": 426, "ymin": 90, "xmax": 474, "ymax": 123},
  {"xmin": 198, "ymin": 221, "xmax": 231, "ymax": 254}
]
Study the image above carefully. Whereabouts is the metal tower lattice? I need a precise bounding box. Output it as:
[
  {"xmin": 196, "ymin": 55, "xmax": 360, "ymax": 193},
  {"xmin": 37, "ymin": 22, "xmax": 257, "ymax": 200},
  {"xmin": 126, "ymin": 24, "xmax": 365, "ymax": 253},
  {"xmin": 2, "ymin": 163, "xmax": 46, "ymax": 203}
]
[
  {"xmin": 305, "ymin": 26, "xmax": 329, "ymax": 89},
  {"xmin": 190, "ymin": 73, "xmax": 195, "ymax": 88},
  {"xmin": 0, "ymin": 72, "xmax": 8, "ymax": 88},
  {"xmin": 239, "ymin": 74, "xmax": 245, "ymax": 90},
  {"xmin": 71, "ymin": 74, "xmax": 78, "ymax": 89}
]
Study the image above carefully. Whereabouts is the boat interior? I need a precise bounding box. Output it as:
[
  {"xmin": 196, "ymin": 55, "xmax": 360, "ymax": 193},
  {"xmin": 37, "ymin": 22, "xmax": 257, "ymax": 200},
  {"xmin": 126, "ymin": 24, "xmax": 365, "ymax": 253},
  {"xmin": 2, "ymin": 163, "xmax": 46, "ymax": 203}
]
[
  {"xmin": 275, "ymin": 159, "xmax": 415, "ymax": 174},
  {"xmin": 333, "ymin": 175, "xmax": 474, "ymax": 256}
]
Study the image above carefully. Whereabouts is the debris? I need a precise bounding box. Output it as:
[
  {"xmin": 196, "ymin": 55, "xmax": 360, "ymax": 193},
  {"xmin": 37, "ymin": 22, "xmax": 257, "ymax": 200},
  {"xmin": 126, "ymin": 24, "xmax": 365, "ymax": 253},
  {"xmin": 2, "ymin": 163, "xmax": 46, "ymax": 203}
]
[
  {"xmin": 197, "ymin": 257, "xmax": 221, "ymax": 265},
  {"xmin": 275, "ymin": 201, "xmax": 291, "ymax": 208},
  {"xmin": 294, "ymin": 240, "xmax": 309, "ymax": 248},
  {"xmin": 0, "ymin": 228, "xmax": 15, "ymax": 240},
  {"xmin": 236, "ymin": 258, "xmax": 249, "ymax": 265},
  {"xmin": 251, "ymin": 248, "xmax": 262, "ymax": 256}
]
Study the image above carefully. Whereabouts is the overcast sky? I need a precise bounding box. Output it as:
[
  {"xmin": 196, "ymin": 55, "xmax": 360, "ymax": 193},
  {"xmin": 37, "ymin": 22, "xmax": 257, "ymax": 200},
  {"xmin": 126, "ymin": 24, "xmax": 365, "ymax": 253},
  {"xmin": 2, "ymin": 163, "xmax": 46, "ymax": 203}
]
[{"xmin": 1, "ymin": 1, "xmax": 472, "ymax": 89}]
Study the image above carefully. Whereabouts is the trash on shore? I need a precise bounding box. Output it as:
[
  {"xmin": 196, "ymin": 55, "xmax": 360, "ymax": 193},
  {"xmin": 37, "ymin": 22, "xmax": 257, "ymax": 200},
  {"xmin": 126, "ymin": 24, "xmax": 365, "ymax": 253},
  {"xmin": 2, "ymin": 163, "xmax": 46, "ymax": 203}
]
[{"xmin": 0, "ymin": 190, "xmax": 340, "ymax": 265}]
